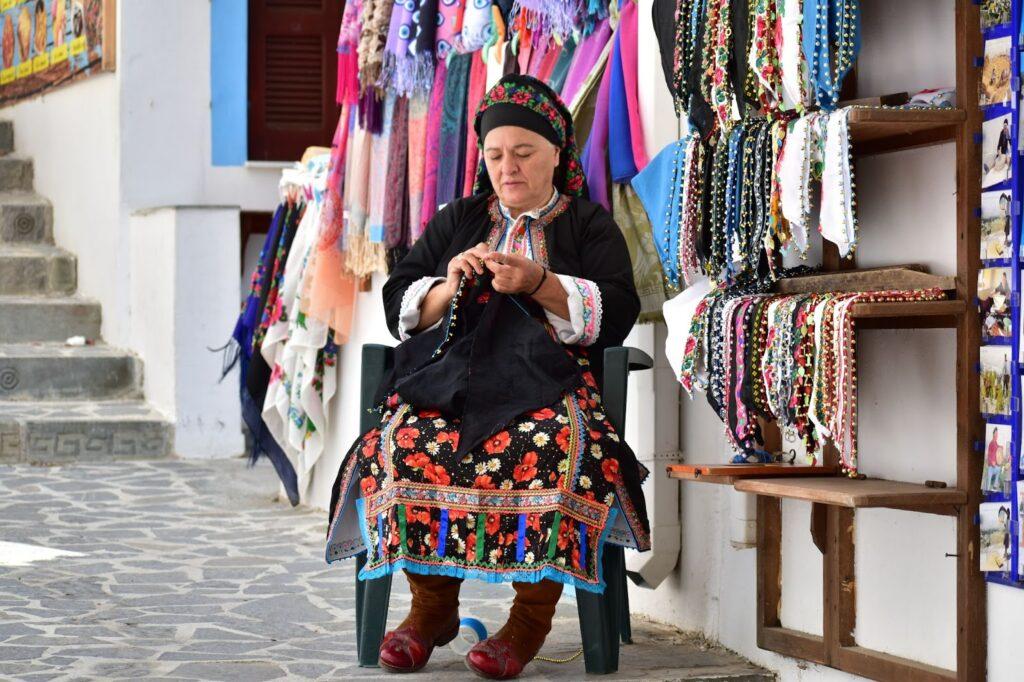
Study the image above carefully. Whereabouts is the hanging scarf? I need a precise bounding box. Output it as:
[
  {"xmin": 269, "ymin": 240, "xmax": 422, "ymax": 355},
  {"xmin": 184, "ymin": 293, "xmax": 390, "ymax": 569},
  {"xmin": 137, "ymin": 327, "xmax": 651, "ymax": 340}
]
[
  {"xmin": 462, "ymin": 52, "xmax": 490, "ymax": 196},
  {"xmin": 367, "ymin": 94, "xmax": 398, "ymax": 244},
  {"xmin": 581, "ymin": 55, "xmax": 613, "ymax": 208},
  {"xmin": 383, "ymin": 96, "xmax": 410, "ymax": 248},
  {"xmin": 510, "ymin": 0, "xmax": 579, "ymax": 42},
  {"xmin": 819, "ymin": 107, "xmax": 857, "ymax": 257},
  {"xmin": 632, "ymin": 138, "xmax": 687, "ymax": 288},
  {"xmin": 547, "ymin": 34, "xmax": 577, "ymax": 92},
  {"xmin": 617, "ymin": 0, "xmax": 648, "ymax": 173},
  {"xmin": 560, "ymin": 17, "xmax": 612, "ymax": 107},
  {"xmin": 472, "ymin": 74, "xmax": 587, "ymax": 196},
  {"xmin": 358, "ymin": 0, "xmax": 396, "ymax": 89},
  {"xmin": 437, "ymin": 53, "xmax": 474, "ymax": 207},
  {"xmin": 419, "ymin": 59, "xmax": 449, "ymax": 233},
  {"xmin": 406, "ymin": 95, "xmax": 430, "ymax": 243},
  {"xmin": 456, "ymin": 0, "xmax": 494, "ymax": 53},
  {"xmin": 608, "ymin": 27, "xmax": 637, "ymax": 183},
  {"xmin": 337, "ymin": 0, "xmax": 363, "ymax": 105},
  {"xmin": 379, "ymin": 0, "xmax": 432, "ymax": 96}
]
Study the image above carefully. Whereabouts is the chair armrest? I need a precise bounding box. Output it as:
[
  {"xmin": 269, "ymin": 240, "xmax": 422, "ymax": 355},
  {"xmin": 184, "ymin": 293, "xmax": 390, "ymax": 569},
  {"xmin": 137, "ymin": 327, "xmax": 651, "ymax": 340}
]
[
  {"xmin": 602, "ymin": 346, "xmax": 654, "ymax": 435},
  {"xmin": 360, "ymin": 344, "xmax": 396, "ymax": 433}
]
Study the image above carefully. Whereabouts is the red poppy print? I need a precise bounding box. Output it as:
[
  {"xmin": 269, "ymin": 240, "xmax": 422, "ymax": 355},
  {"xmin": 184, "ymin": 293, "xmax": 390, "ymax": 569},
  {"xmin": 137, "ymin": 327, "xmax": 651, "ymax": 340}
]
[
  {"xmin": 486, "ymin": 513, "xmax": 501, "ymax": 535},
  {"xmin": 513, "ymin": 451, "xmax": 539, "ymax": 483},
  {"xmin": 396, "ymin": 427, "xmax": 420, "ymax": 449},
  {"xmin": 555, "ymin": 426, "xmax": 572, "ymax": 454},
  {"xmin": 403, "ymin": 452, "xmax": 430, "ymax": 469},
  {"xmin": 473, "ymin": 475, "xmax": 496, "ymax": 490},
  {"xmin": 531, "ymin": 407, "xmax": 556, "ymax": 421},
  {"xmin": 423, "ymin": 463, "xmax": 451, "ymax": 486},
  {"xmin": 484, "ymin": 431, "xmax": 511, "ymax": 455},
  {"xmin": 601, "ymin": 458, "xmax": 620, "ymax": 483},
  {"xmin": 360, "ymin": 476, "xmax": 377, "ymax": 495}
]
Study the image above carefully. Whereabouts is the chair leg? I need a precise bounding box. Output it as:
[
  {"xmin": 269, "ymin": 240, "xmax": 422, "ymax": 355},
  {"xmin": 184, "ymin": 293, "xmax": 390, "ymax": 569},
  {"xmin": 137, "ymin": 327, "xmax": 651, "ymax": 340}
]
[
  {"xmin": 576, "ymin": 546, "xmax": 622, "ymax": 674},
  {"xmin": 612, "ymin": 545, "xmax": 633, "ymax": 644},
  {"xmin": 356, "ymin": 568, "xmax": 394, "ymax": 667}
]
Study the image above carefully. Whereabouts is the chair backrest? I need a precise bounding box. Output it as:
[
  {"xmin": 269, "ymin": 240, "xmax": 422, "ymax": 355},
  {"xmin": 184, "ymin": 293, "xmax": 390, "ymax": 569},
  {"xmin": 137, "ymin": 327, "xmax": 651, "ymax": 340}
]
[{"xmin": 602, "ymin": 346, "xmax": 655, "ymax": 435}]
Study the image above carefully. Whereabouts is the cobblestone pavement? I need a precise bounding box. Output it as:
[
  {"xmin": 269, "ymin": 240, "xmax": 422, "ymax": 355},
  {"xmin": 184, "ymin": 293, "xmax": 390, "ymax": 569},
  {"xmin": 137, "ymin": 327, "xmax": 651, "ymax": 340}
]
[{"xmin": 0, "ymin": 458, "xmax": 771, "ymax": 681}]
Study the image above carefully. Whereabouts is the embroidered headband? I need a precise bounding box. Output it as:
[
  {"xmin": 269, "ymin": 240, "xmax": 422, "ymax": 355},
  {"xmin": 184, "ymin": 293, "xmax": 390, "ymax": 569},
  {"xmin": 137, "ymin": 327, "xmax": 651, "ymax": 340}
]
[{"xmin": 472, "ymin": 74, "xmax": 586, "ymax": 197}]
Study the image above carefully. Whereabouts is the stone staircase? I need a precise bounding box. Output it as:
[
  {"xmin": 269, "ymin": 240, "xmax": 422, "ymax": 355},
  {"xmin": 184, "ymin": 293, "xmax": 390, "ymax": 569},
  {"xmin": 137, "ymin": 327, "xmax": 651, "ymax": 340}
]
[{"xmin": 0, "ymin": 121, "xmax": 173, "ymax": 463}]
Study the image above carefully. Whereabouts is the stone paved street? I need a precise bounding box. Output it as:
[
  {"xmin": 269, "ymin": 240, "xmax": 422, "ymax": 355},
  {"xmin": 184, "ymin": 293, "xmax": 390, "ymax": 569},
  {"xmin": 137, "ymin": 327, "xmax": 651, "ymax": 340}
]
[{"xmin": 0, "ymin": 458, "xmax": 771, "ymax": 681}]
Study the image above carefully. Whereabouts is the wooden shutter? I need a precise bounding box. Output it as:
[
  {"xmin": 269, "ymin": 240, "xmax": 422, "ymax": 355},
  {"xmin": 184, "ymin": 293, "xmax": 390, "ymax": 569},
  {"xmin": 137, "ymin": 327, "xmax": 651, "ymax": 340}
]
[{"xmin": 248, "ymin": 0, "xmax": 344, "ymax": 161}]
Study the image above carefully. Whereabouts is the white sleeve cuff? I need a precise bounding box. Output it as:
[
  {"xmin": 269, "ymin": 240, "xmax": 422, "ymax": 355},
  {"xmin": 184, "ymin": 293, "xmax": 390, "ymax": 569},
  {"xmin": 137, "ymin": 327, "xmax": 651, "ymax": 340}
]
[
  {"xmin": 398, "ymin": 276, "xmax": 447, "ymax": 341},
  {"xmin": 543, "ymin": 274, "xmax": 603, "ymax": 346}
]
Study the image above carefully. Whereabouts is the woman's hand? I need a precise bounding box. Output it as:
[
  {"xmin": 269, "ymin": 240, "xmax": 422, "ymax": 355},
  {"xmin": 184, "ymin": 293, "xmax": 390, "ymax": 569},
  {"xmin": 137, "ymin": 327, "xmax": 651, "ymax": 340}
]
[
  {"xmin": 483, "ymin": 252, "xmax": 544, "ymax": 294},
  {"xmin": 446, "ymin": 242, "xmax": 492, "ymax": 297}
]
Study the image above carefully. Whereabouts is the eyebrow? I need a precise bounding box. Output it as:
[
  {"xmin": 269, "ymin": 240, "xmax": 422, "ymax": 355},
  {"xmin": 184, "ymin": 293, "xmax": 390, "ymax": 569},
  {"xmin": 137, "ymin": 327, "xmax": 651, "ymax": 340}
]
[{"xmin": 484, "ymin": 143, "xmax": 537, "ymax": 153}]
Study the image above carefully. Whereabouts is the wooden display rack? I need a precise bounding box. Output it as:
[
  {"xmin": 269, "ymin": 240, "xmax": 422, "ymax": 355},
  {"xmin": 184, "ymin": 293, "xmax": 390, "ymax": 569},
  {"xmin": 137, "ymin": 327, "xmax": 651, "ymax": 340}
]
[{"xmin": 666, "ymin": 2, "xmax": 986, "ymax": 679}]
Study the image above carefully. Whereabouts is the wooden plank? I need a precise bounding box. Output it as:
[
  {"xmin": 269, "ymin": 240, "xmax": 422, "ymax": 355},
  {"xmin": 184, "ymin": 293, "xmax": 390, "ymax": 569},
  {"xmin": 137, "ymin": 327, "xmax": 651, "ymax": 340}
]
[
  {"xmin": 835, "ymin": 646, "xmax": 957, "ymax": 682},
  {"xmin": 734, "ymin": 477, "xmax": 968, "ymax": 510},
  {"xmin": 840, "ymin": 92, "xmax": 910, "ymax": 108},
  {"xmin": 848, "ymin": 107, "xmax": 966, "ymax": 147},
  {"xmin": 774, "ymin": 266, "xmax": 956, "ymax": 295},
  {"xmin": 955, "ymin": 0, "xmax": 987, "ymax": 678},
  {"xmin": 852, "ymin": 300, "xmax": 965, "ymax": 329},
  {"xmin": 760, "ymin": 627, "xmax": 830, "ymax": 666},
  {"xmin": 666, "ymin": 463, "xmax": 838, "ymax": 484},
  {"xmin": 756, "ymin": 496, "xmax": 782, "ymax": 633},
  {"xmin": 827, "ymin": 507, "xmax": 856, "ymax": 658}
]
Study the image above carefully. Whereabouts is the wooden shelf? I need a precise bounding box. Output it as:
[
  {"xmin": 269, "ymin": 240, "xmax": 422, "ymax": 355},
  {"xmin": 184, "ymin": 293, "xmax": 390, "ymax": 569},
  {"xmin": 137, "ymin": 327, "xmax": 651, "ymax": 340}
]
[
  {"xmin": 734, "ymin": 476, "xmax": 966, "ymax": 513},
  {"xmin": 667, "ymin": 463, "xmax": 837, "ymax": 485},
  {"xmin": 852, "ymin": 299, "xmax": 965, "ymax": 329},
  {"xmin": 849, "ymin": 107, "xmax": 965, "ymax": 156},
  {"xmin": 774, "ymin": 265, "xmax": 956, "ymax": 295}
]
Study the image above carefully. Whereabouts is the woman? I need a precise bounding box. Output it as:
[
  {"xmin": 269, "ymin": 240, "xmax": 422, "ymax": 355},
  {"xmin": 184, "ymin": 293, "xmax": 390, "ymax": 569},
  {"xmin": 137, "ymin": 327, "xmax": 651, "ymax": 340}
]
[{"xmin": 325, "ymin": 74, "xmax": 650, "ymax": 679}]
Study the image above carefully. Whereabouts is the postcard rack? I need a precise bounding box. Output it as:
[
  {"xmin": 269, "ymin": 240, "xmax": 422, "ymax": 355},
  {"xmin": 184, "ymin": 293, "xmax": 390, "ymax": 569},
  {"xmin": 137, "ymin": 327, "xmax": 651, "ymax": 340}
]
[
  {"xmin": 976, "ymin": 0, "xmax": 1024, "ymax": 592},
  {"xmin": 665, "ymin": 1, "xmax": 991, "ymax": 680}
]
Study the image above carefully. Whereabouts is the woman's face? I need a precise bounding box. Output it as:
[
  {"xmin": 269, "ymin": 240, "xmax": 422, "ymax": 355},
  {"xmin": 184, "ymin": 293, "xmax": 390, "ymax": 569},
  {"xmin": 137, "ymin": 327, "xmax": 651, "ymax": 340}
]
[{"xmin": 483, "ymin": 126, "xmax": 560, "ymax": 214}]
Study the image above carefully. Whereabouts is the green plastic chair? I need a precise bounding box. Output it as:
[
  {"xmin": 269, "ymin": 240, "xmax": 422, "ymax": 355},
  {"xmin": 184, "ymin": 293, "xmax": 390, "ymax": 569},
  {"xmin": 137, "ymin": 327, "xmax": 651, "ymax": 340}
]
[{"xmin": 353, "ymin": 343, "xmax": 654, "ymax": 674}]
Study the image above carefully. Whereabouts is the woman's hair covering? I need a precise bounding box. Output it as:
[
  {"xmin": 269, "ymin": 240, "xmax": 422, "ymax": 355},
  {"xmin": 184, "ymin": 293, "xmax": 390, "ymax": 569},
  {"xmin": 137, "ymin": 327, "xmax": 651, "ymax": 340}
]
[{"xmin": 472, "ymin": 73, "xmax": 586, "ymax": 197}]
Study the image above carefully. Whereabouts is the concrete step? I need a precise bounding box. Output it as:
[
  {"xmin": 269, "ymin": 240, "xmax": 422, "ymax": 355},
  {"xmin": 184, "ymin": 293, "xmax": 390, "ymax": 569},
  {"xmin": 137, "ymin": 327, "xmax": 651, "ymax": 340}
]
[
  {"xmin": 0, "ymin": 121, "xmax": 14, "ymax": 157},
  {"xmin": 0, "ymin": 295, "xmax": 101, "ymax": 343},
  {"xmin": 0, "ymin": 156, "xmax": 33, "ymax": 191},
  {"xmin": 0, "ymin": 343, "xmax": 141, "ymax": 401},
  {"xmin": 0, "ymin": 191, "xmax": 53, "ymax": 244},
  {"xmin": 0, "ymin": 244, "xmax": 76, "ymax": 295},
  {"xmin": 0, "ymin": 399, "xmax": 173, "ymax": 463}
]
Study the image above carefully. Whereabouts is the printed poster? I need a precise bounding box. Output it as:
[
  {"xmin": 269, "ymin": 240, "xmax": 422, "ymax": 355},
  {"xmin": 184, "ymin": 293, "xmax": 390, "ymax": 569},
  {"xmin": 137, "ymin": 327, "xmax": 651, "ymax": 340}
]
[{"xmin": 0, "ymin": 0, "xmax": 114, "ymax": 108}]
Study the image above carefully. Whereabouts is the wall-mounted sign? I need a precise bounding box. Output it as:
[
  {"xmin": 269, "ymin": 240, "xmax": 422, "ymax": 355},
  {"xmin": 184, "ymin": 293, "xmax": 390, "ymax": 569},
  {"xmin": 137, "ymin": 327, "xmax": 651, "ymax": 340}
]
[{"xmin": 0, "ymin": 0, "xmax": 115, "ymax": 107}]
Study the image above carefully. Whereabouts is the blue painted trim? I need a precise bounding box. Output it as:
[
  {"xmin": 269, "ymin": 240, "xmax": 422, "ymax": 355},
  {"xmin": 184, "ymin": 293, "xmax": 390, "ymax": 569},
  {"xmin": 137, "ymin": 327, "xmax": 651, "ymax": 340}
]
[{"xmin": 211, "ymin": 0, "xmax": 248, "ymax": 166}]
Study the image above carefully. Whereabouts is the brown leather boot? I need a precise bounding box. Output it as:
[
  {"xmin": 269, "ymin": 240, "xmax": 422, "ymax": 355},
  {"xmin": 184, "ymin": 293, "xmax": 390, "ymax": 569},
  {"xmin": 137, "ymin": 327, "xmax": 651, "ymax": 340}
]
[
  {"xmin": 465, "ymin": 579, "xmax": 564, "ymax": 679},
  {"xmin": 379, "ymin": 572, "xmax": 462, "ymax": 673}
]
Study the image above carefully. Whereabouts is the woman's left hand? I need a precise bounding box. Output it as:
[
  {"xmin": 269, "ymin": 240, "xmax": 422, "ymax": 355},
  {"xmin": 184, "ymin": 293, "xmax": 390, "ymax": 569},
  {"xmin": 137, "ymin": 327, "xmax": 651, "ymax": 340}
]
[{"xmin": 483, "ymin": 252, "xmax": 544, "ymax": 294}]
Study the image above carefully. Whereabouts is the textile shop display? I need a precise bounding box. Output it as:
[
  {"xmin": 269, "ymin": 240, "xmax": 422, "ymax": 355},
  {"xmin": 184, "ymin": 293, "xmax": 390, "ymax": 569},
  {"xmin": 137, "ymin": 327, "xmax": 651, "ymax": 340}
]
[
  {"xmin": 632, "ymin": 107, "xmax": 860, "ymax": 291},
  {"xmin": 226, "ymin": 0, "xmax": 673, "ymax": 509},
  {"xmin": 667, "ymin": 280, "xmax": 946, "ymax": 474},
  {"xmin": 324, "ymin": 74, "xmax": 651, "ymax": 593},
  {"xmin": 654, "ymin": 0, "xmax": 861, "ymax": 137},
  {"xmin": 223, "ymin": 158, "xmax": 355, "ymax": 506},
  {"xmin": 978, "ymin": 0, "xmax": 1024, "ymax": 587}
]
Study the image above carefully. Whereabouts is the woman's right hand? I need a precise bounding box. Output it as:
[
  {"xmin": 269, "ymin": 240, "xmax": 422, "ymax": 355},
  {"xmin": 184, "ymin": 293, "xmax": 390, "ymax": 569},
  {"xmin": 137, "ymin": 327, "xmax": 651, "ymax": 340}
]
[{"xmin": 445, "ymin": 242, "xmax": 492, "ymax": 297}]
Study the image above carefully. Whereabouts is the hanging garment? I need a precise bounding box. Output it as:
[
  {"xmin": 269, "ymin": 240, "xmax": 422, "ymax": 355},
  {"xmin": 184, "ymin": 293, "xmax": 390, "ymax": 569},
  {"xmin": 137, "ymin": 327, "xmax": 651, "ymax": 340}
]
[{"xmin": 611, "ymin": 183, "xmax": 668, "ymax": 321}]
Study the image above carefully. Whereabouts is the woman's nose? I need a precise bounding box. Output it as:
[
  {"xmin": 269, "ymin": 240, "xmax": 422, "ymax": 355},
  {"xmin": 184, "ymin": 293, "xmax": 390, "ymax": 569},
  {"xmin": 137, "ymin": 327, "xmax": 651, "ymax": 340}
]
[{"xmin": 501, "ymin": 157, "xmax": 518, "ymax": 176}]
